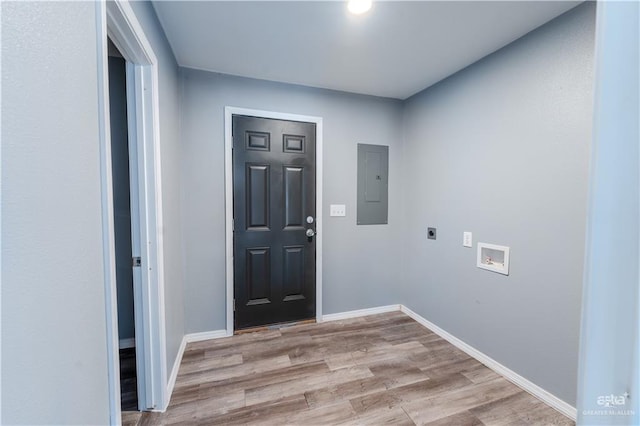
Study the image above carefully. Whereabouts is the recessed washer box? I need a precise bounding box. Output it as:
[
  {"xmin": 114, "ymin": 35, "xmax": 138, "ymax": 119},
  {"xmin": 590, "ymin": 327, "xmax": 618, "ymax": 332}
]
[{"xmin": 477, "ymin": 243, "xmax": 510, "ymax": 275}]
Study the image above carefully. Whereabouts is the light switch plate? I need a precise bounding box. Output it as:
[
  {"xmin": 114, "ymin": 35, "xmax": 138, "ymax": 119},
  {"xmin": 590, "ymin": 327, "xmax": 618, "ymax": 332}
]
[
  {"xmin": 330, "ymin": 204, "xmax": 346, "ymax": 217},
  {"xmin": 463, "ymin": 232, "xmax": 472, "ymax": 247}
]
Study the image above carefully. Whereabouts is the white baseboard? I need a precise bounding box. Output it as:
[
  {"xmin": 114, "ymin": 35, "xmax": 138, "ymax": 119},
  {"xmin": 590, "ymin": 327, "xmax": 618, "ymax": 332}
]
[
  {"xmin": 165, "ymin": 328, "xmax": 229, "ymax": 409},
  {"xmin": 399, "ymin": 305, "xmax": 577, "ymax": 421},
  {"xmin": 119, "ymin": 338, "xmax": 135, "ymax": 349},
  {"xmin": 321, "ymin": 304, "xmax": 401, "ymax": 322},
  {"xmin": 185, "ymin": 329, "xmax": 230, "ymax": 343},
  {"xmin": 165, "ymin": 336, "xmax": 187, "ymax": 410}
]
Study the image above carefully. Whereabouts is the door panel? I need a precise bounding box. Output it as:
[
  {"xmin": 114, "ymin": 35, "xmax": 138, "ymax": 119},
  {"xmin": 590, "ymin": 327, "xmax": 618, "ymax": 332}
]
[
  {"xmin": 246, "ymin": 248, "xmax": 271, "ymax": 304},
  {"xmin": 284, "ymin": 166, "xmax": 304, "ymax": 229},
  {"xmin": 283, "ymin": 245, "xmax": 305, "ymax": 300},
  {"xmin": 246, "ymin": 164, "xmax": 270, "ymax": 229},
  {"xmin": 233, "ymin": 115, "xmax": 316, "ymax": 329}
]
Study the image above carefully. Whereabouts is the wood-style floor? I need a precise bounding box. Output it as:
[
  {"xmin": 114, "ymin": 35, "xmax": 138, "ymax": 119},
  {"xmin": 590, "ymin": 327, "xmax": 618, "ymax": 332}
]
[{"xmin": 139, "ymin": 312, "xmax": 573, "ymax": 425}]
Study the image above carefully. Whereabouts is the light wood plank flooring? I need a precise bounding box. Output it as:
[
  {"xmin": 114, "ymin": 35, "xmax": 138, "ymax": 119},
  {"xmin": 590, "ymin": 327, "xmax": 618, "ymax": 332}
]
[
  {"xmin": 123, "ymin": 410, "xmax": 143, "ymax": 426},
  {"xmin": 140, "ymin": 312, "xmax": 573, "ymax": 425}
]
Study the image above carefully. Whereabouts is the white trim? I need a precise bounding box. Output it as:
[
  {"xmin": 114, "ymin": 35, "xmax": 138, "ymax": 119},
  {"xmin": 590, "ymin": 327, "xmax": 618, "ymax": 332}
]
[
  {"xmin": 315, "ymin": 120, "xmax": 324, "ymax": 325},
  {"xmin": 185, "ymin": 329, "xmax": 229, "ymax": 343},
  {"xmin": 119, "ymin": 338, "xmax": 136, "ymax": 349},
  {"xmin": 399, "ymin": 305, "xmax": 577, "ymax": 421},
  {"xmin": 224, "ymin": 108, "xmax": 234, "ymax": 337},
  {"xmin": 127, "ymin": 61, "xmax": 149, "ymax": 411},
  {"xmin": 321, "ymin": 305, "xmax": 401, "ymax": 322},
  {"xmin": 106, "ymin": 1, "xmax": 155, "ymax": 65},
  {"xmin": 165, "ymin": 336, "xmax": 186, "ymax": 409},
  {"xmin": 97, "ymin": 0, "xmax": 168, "ymax": 418},
  {"xmin": 166, "ymin": 330, "xmax": 228, "ymax": 407},
  {"xmin": 95, "ymin": 4, "xmax": 122, "ymax": 422},
  {"xmin": 224, "ymin": 107, "xmax": 324, "ymax": 336}
]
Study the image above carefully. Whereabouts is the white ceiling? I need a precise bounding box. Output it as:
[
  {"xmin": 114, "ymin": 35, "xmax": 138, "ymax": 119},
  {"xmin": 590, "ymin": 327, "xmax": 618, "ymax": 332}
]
[{"xmin": 153, "ymin": 1, "xmax": 581, "ymax": 100}]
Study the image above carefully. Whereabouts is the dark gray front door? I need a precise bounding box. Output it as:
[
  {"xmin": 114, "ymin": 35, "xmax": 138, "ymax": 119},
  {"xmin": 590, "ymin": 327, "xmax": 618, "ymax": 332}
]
[{"xmin": 232, "ymin": 115, "xmax": 316, "ymax": 330}]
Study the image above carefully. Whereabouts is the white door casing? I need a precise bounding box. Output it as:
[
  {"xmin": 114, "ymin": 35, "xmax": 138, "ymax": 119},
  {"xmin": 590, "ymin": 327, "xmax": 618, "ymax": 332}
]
[{"xmin": 96, "ymin": 0, "xmax": 168, "ymax": 421}]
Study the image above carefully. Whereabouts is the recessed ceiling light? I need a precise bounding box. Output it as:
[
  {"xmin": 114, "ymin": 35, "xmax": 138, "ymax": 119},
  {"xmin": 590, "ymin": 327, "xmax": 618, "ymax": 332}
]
[{"xmin": 348, "ymin": 0, "xmax": 372, "ymax": 15}]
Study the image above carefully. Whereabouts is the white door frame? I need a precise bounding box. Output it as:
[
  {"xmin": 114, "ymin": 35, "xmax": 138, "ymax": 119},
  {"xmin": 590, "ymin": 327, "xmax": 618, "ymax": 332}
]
[
  {"xmin": 96, "ymin": 0, "xmax": 168, "ymax": 422},
  {"xmin": 224, "ymin": 107, "xmax": 324, "ymax": 335}
]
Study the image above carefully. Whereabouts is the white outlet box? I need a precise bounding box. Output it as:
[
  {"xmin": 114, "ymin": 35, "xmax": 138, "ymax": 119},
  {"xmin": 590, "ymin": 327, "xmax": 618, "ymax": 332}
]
[
  {"xmin": 330, "ymin": 204, "xmax": 346, "ymax": 217},
  {"xmin": 463, "ymin": 232, "xmax": 472, "ymax": 247}
]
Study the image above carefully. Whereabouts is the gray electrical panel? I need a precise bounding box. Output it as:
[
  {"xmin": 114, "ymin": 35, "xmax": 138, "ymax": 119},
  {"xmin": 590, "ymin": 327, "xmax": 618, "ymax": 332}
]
[{"xmin": 357, "ymin": 143, "xmax": 389, "ymax": 225}]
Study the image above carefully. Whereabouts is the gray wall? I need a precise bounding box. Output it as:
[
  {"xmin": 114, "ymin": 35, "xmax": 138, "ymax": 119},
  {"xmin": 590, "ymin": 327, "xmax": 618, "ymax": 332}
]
[
  {"xmin": 128, "ymin": 1, "xmax": 186, "ymax": 378},
  {"xmin": 1, "ymin": 2, "xmax": 110, "ymax": 424},
  {"xmin": 577, "ymin": 2, "xmax": 639, "ymax": 424},
  {"xmin": 399, "ymin": 3, "xmax": 595, "ymax": 406},
  {"xmin": 179, "ymin": 70, "xmax": 404, "ymax": 333},
  {"xmin": 1, "ymin": 1, "xmax": 185, "ymax": 423}
]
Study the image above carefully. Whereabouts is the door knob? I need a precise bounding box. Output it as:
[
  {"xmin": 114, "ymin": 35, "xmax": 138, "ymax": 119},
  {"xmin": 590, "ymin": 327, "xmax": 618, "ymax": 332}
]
[{"xmin": 306, "ymin": 229, "xmax": 316, "ymax": 238}]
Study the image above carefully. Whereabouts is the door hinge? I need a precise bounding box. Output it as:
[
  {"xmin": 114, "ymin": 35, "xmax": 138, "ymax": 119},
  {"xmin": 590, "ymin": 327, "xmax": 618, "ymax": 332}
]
[
  {"xmin": 232, "ymin": 219, "xmax": 235, "ymax": 232},
  {"xmin": 132, "ymin": 257, "xmax": 141, "ymax": 267},
  {"xmin": 233, "ymin": 299, "xmax": 236, "ymax": 312}
]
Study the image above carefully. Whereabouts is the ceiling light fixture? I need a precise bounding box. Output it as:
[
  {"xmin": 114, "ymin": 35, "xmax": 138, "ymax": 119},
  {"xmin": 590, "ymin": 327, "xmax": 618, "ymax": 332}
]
[{"xmin": 348, "ymin": 0, "xmax": 372, "ymax": 15}]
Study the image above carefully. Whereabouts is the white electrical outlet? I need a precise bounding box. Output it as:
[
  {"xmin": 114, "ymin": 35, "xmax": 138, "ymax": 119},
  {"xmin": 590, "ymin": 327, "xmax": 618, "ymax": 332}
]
[
  {"xmin": 463, "ymin": 232, "xmax": 473, "ymax": 247},
  {"xmin": 330, "ymin": 204, "xmax": 346, "ymax": 217}
]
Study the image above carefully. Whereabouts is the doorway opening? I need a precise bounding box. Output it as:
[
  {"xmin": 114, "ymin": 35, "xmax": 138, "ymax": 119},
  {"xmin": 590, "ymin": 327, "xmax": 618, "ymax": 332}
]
[{"xmin": 107, "ymin": 38, "xmax": 139, "ymax": 412}]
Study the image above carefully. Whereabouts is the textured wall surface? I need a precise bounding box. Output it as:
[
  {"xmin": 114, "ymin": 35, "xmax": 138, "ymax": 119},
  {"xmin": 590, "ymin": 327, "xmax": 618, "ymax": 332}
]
[
  {"xmin": 400, "ymin": 3, "xmax": 595, "ymax": 405},
  {"xmin": 179, "ymin": 71, "xmax": 404, "ymax": 333},
  {"xmin": 1, "ymin": 1, "xmax": 186, "ymax": 422},
  {"xmin": 1, "ymin": 2, "xmax": 110, "ymax": 424}
]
